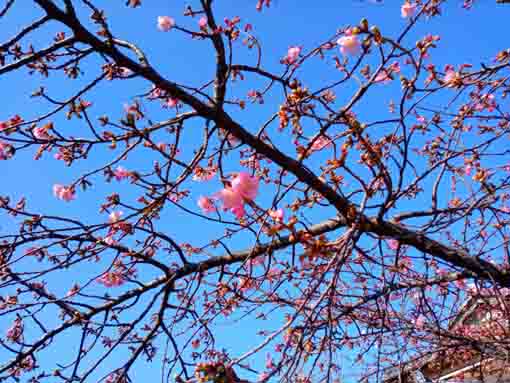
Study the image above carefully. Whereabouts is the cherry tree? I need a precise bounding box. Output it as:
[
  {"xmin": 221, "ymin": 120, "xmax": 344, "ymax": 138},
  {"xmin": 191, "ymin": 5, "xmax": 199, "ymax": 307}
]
[{"xmin": 1, "ymin": 0, "xmax": 510, "ymax": 382}]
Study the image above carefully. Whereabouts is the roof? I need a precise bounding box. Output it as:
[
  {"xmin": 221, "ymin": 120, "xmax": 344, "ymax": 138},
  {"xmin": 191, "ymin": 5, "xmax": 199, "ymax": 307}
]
[{"xmin": 382, "ymin": 294, "xmax": 509, "ymax": 383}]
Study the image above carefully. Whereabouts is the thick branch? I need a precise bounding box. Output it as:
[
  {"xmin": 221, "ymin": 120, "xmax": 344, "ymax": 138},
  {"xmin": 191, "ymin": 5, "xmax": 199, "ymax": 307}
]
[
  {"xmin": 0, "ymin": 216, "xmax": 345, "ymax": 373},
  {"xmin": 0, "ymin": 37, "xmax": 76, "ymax": 76},
  {"xmin": 31, "ymin": 0, "xmax": 510, "ymax": 289}
]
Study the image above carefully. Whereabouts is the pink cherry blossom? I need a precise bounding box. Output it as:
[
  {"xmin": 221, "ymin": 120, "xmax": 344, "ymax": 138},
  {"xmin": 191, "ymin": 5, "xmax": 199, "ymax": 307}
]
[
  {"xmin": 191, "ymin": 339, "xmax": 201, "ymax": 349},
  {"xmin": 124, "ymin": 102, "xmax": 143, "ymax": 120},
  {"xmin": 54, "ymin": 149, "xmax": 64, "ymax": 161},
  {"xmin": 113, "ymin": 166, "xmax": 130, "ymax": 181},
  {"xmin": 248, "ymin": 256, "xmax": 265, "ymax": 267},
  {"xmin": 265, "ymin": 353, "xmax": 275, "ymax": 369},
  {"xmin": 53, "ymin": 184, "xmax": 75, "ymax": 202},
  {"xmin": 455, "ymin": 278, "xmax": 467, "ymax": 289},
  {"xmin": 443, "ymin": 68, "xmax": 461, "ymax": 87},
  {"xmin": 197, "ymin": 196, "xmax": 216, "ymax": 214},
  {"xmin": 247, "ymin": 89, "xmax": 264, "ymax": 104},
  {"xmin": 374, "ymin": 69, "xmax": 392, "ymax": 84},
  {"xmin": 109, "ymin": 210, "xmax": 123, "ymax": 223},
  {"xmin": 103, "ymin": 234, "xmax": 118, "ymax": 246},
  {"xmin": 415, "ymin": 315, "xmax": 426, "ymax": 328},
  {"xmin": 97, "ymin": 271, "xmax": 126, "ymax": 287},
  {"xmin": 474, "ymin": 93, "xmax": 496, "ymax": 112},
  {"xmin": 214, "ymin": 188, "xmax": 244, "ymax": 211},
  {"xmin": 231, "ymin": 204, "xmax": 246, "ymax": 219},
  {"xmin": 66, "ymin": 284, "xmax": 80, "ymax": 297},
  {"xmin": 17, "ymin": 355, "xmax": 35, "ymax": 374},
  {"xmin": 284, "ymin": 46, "xmax": 301, "ymax": 65},
  {"xmin": 148, "ymin": 85, "xmax": 164, "ymax": 99},
  {"xmin": 269, "ymin": 208, "xmax": 284, "ymax": 222},
  {"xmin": 119, "ymin": 67, "xmax": 133, "ymax": 77},
  {"xmin": 157, "ymin": 16, "xmax": 175, "ymax": 32},
  {"xmin": 213, "ymin": 187, "xmax": 247, "ymax": 219},
  {"xmin": 401, "ymin": 2, "xmax": 417, "ymax": 18},
  {"xmin": 32, "ymin": 126, "xmax": 51, "ymax": 140},
  {"xmin": 310, "ymin": 136, "xmax": 332, "ymax": 151},
  {"xmin": 337, "ymin": 34, "xmax": 360, "ymax": 56},
  {"xmin": 387, "ymin": 239, "xmax": 399, "ymax": 250},
  {"xmin": 9, "ymin": 114, "xmax": 23, "ymax": 127},
  {"xmin": 156, "ymin": 142, "xmax": 168, "ymax": 152},
  {"xmin": 0, "ymin": 141, "xmax": 14, "ymax": 160},
  {"xmin": 375, "ymin": 62, "xmax": 400, "ymax": 84},
  {"xmin": 6, "ymin": 318, "xmax": 23, "ymax": 343},
  {"xmin": 192, "ymin": 166, "xmax": 217, "ymax": 182},
  {"xmin": 198, "ymin": 16, "xmax": 208, "ymax": 29},
  {"xmin": 443, "ymin": 69, "xmax": 456, "ymax": 83},
  {"xmin": 389, "ymin": 61, "xmax": 401, "ymax": 73},
  {"xmin": 165, "ymin": 97, "xmax": 179, "ymax": 108},
  {"xmin": 231, "ymin": 172, "xmax": 259, "ymax": 201}
]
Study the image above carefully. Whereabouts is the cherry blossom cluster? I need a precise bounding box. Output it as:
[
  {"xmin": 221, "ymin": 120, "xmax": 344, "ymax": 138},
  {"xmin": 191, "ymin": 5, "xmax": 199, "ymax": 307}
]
[
  {"xmin": 96, "ymin": 260, "xmax": 134, "ymax": 287},
  {"xmin": 197, "ymin": 172, "xmax": 259, "ymax": 219}
]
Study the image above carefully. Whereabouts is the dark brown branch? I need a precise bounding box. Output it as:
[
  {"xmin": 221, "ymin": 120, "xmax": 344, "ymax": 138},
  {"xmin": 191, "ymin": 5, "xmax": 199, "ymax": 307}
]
[
  {"xmin": 231, "ymin": 64, "xmax": 289, "ymax": 85},
  {"xmin": 31, "ymin": 0, "xmax": 510, "ymax": 288},
  {"xmin": 0, "ymin": 37, "xmax": 76, "ymax": 76},
  {"xmin": 0, "ymin": 15, "xmax": 51, "ymax": 51}
]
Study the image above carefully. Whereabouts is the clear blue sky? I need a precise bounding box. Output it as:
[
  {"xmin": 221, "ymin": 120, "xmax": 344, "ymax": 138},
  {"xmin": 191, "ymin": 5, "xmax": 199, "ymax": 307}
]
[{"xmin": 1, "ymin": 1, "xmax": 509, "ymax": 382}]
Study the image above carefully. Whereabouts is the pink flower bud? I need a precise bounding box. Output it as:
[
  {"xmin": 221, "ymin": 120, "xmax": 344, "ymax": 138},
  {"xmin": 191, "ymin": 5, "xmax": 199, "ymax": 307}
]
[
  {"xmin": 401, "ymin": 2, "xmax": 417, "ymax": 18},
  {"xmin": 157, "ymin": 16, "xmax": 175, "ymax": 32},
  {"xmin": 197, "ymin": 196, "xmax": 216, "ymax": 214},
  {"xmin": 284, "ymin": 46, "xmax": 302, "ymax": 65},
  {"xmin": 53, "ymin": 184, "xmax": 75, "ymax": 202},
  {"xmin": 337, "ymin": 35, "xmax": 360, "ymax": 56}
]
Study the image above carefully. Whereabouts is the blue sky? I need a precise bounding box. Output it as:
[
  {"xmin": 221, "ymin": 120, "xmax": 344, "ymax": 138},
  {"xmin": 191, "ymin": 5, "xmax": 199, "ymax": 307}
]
[{"xmin": 1, "ymin": 0, "xmax": 510, "ymax": 382}]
